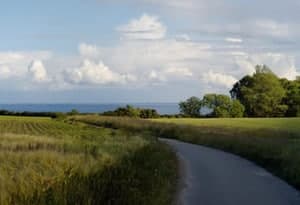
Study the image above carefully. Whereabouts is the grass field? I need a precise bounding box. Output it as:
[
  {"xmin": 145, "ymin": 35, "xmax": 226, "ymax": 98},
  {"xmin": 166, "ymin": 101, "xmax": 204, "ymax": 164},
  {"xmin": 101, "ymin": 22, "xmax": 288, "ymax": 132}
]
[
  {"xmin": 0, "ymin": 116, "xmax": 177, "ymax": 205},
  {"xmin": 74, "ymin": 115, "xmax": 300, "ymax": 190},
  {"xmin": 154, "ymin": 118, "xmax": 300, "ymax": 134}
]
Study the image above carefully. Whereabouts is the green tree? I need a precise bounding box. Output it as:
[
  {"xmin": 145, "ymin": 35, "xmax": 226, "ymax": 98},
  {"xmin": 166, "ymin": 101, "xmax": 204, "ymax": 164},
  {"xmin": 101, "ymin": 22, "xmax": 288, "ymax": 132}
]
[
  {"xmin": 68, "ymin": 109, "xmax": 79, "ymax": 115},
  {"xmin": 281, "ymin": 78, "xmax": 300, "ymax": 117},
  {"xmin": 179, "ymin": 96, "xmax": 202, "ymax": 117},
  {"xmin": 231, "ymin": 100, "xmax": 245, "ymax": 117},
  {"xmin": 139, "ymin": 109, "xmax": 159, "ymax": 118},
  {"xmin": 230, "ymin": 65, "xmax": 287, "ymax": 117},
  {"xmin": 201, "ymin": 94, "xmax": 244, "ymax": 118}
]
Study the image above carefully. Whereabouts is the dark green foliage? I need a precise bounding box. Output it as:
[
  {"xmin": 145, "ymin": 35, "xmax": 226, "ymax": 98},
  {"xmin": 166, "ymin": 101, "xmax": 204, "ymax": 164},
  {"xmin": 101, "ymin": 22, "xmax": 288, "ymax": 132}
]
[
  {"xmin": 102, "ymin": 105, "xmax": 159, "ymax": 119},
  {"xmin": 179, "ymin": 94, "xmax": 244, "ymax": 118},
  {"xmin": 281, "ymin": 78, "xmax": 300, "ymax": 117},
  {"xmin": 103, "ymin": 105, "xmax": 140, "ymax": 117},
  {"xmin": 179, "ymin": 96, "xmax": 202, "ymax": 117},
  {"xmin": 68, "ymin": 109, "xmax": 80, "ymax": 116},
  {"xmin": 202, "ymin": 94, "xmax": 245, "ymax": 117},
  {"xmin": 230, "ymin": 65, "xmax": 288, "ymax": 117},
  {"xmin": 0, "ymin": 110, "xmax": 65, "ymax": 118},
  {"xmin": 139, "ymin": 109, "xmax": 159, "ymax": 119},
  {"xmin": 230, "ymin": 100, "xmax": 246, "ymax": 117}
]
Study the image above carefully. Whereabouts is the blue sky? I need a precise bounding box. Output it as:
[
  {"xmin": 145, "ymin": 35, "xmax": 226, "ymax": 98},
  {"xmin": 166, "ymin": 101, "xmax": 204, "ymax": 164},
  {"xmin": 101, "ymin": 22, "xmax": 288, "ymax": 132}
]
[{"xmin": 0, "ymin": 0, "xmax": 299, "ymax": 103}]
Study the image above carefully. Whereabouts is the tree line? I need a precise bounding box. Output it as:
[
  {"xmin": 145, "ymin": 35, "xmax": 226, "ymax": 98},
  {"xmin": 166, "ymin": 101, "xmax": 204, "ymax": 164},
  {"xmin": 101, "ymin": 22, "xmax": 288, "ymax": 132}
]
[
  {"xmin": 102, "ymin": 105, "xmax": 160, "ymax": 118},
  {"xmin": 180, "ymin": 65, "xmax": 300, "ymax": 118}
]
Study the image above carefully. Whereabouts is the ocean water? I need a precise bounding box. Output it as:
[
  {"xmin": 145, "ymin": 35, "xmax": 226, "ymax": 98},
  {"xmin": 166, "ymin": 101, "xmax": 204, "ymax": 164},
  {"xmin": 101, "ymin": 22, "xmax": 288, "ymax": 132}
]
[{"xmin": 0, "ymin": 103, "xmax": 179, "ymax": 115}]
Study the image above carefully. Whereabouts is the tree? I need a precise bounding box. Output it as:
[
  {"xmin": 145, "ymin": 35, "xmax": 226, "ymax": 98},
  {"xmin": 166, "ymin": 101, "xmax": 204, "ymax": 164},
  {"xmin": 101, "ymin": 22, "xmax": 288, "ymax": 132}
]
[
  {"xmin": 230, "ymin": 100, "xmax": 245, "ymax": 118},
  {"xmin": 103, "ymin": 105, "xmax": 140, "ymax": 117},
  {"xmin": 140, "ymin": 109, "xmax": 159, "ymax": 118},
  {"xmin": 281, "ymin": 78, "xmax": 300, "ymax": 117},
  {"xmin": 201, "ymin": 94, "xmax": 244, "ymax": 118},
  {"xmin": 230, "ymin": 65, "xmax": 287, "ymax": 117},
  {"xmin": 102, "ymin": 105, "xmax": 160, "ymax": 118},
  {"xmin": 68, "ymin": 109, "xmax": 79, "ymax": 115},
  {"xmin": 179, "ymin": 96, "xmax": 202, "ymax": 117}
]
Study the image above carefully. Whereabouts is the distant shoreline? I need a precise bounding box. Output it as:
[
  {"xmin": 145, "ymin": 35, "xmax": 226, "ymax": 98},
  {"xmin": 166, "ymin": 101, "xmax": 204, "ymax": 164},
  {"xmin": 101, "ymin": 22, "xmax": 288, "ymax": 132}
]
[{"xmin": 0, "ymin": 103, "xmax": 179, "ymax": 115}]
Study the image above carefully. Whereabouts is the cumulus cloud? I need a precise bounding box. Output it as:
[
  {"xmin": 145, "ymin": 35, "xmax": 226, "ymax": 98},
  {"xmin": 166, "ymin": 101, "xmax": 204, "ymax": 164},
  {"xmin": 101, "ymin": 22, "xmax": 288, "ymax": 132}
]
[
  {"xmin": 98, "ymin": 39, "xmax": 212, "ymax": 75},
  {"xmin": 117, "ymin": 14, "xmax": 166, "ymax": 40},
  {"xmin": 63, "ymin": 60, "xmax": 133, "ymax": 85},
  {"xmin": 28, "ymin": 60, "xmax": 51, "ymax": 83},
  {"xmin": 0, "ymin": 51, "xmax": 51, "ymax": 80},
  {"xmin": 234, "ymin": 52, "xmax": 299, "ymax": 80},
  {"xmin": 147, "ymin": 70, "xmax": 166, "ymax": 83},
  {"xmin": 79, "ymin": 43, "xmax": 100, "ymax": 59},
  {"xmin": 201, "ymin": 71, "xmax": 238, "ymax": 88},
  {"xmin": 1, "ymin": 11, "xmax": 299, "ymax": 96}
]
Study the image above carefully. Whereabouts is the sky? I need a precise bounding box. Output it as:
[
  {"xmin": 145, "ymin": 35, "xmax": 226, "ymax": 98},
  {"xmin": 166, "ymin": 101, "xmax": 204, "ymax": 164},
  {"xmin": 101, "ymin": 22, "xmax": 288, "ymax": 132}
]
[{"xmin": 0, "ymin": 0, "xmax": 300, "ymax": 103}]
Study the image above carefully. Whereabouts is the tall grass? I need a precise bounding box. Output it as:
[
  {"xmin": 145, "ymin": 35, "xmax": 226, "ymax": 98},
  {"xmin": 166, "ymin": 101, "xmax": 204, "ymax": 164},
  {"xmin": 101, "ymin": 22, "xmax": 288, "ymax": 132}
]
[
  {"xmin": 72, "ymin": 115, "xmax": 300, "ymax": 190},
  {"xmin": 0, "ymin": 116, "xmax": 177, "ymax": 205}
]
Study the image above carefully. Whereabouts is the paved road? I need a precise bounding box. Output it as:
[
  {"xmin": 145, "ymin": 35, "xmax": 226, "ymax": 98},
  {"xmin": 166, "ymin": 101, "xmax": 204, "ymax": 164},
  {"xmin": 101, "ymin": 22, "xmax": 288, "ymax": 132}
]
[{"xmin": 161, "ymin": 138, "xmax": 300, "ymax": 205}]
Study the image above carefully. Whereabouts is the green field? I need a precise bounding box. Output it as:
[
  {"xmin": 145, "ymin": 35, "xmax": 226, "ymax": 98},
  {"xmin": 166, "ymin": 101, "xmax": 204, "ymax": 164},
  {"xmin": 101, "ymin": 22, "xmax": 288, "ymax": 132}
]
[
  {"xmin": 154, "ymin": 117, "xmax": 300, "ymax": 131},
  {"xmin": 75, "ymin": 116, "xmax": 300, "ymax": 190},
  {"xmin": 0, "ymin": 116, "xmax": 177, "ymax": 205}
]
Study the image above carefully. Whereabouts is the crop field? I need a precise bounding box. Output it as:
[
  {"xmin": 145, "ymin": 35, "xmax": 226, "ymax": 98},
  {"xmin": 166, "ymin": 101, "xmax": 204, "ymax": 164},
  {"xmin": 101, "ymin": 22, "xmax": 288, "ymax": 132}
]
[
  {"xmin": 75, "ymin": 115, "xmax": 300, "ymax": 190},
  {"xmin": 0, "ymin": 116, "xmax": 177, "ymax": 205}
]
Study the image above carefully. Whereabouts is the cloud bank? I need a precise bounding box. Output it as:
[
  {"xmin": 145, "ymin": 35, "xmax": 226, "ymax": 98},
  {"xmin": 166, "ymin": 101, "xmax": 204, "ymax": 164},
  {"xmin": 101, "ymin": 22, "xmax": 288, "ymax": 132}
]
[{"xmin": 0, "ymin": 11, "xmax": 299, "ymax": 98}]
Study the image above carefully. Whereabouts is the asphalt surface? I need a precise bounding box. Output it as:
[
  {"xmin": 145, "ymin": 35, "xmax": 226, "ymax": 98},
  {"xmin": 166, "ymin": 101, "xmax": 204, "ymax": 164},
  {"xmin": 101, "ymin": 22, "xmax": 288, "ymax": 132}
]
[{"xmin": 161, "ymin": 138, "xmax": 300, "ymax": 205}]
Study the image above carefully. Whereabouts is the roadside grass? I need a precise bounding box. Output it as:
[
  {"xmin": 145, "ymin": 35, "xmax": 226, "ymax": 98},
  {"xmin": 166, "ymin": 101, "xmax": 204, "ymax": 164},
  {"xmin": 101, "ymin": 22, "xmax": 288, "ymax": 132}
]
[
  {"xmin": 0, "ymin": 116, "xmax": 177, "ymax": 205},
  {"xmin": 154, "ymin": 118, "xmax": 300, "ymax": 134},
  {"xmin": 72, "ymin": 115, "xmax": 300, "ymax": 190}
]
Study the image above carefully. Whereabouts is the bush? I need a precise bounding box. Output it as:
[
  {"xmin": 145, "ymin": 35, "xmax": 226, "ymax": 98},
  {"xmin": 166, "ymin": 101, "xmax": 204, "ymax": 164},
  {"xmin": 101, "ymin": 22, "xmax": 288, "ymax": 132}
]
[{"xmin": 102, "ymin": 105, "xmax": 160, "ymax": 119}]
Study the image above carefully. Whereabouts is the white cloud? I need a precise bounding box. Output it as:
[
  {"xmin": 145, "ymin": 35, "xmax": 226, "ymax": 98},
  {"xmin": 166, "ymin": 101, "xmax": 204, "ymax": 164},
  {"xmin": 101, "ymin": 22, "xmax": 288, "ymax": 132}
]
[
  {"xmin": 0, "ymin": 66, "xmax": 12, "ymax": 79},
  {"xmin": 225, "ymin": 38, "xmax": 243, "ymax": 43},
  {"xmin": 234, "ymin": 52, "xmax": 299, "ymax": 80},
  {"xmin": 1, "ymin": 12, "xmax": 299, "ymax": 95},
  {"xmin": 201, "ymin": 71, "xmax": 238, "ymax": 88},
  {"xmin": 147, "ymin": 70, "xmax": 166, "ymax": 83},
  {"xmin": 165, "ymin": 67, "xmax": 193, "ymax": 77},
  {"xmin": 117, "ymin": 14, "xmax": 166, "ymax": 40},
  {"xmin": 252, "ymin": 20, "xmax": 290, "ymax": 38},
  {"xmin": 79, "ymin": 43, "xmax": 100, "ymax": 59},
  {"xmin": 0, "ymin": 51, "xmax": 51, "ymax": 80},
  {"xmin": 99, "ymin": 39, "xmax": 212, "ymax": 75},
  {"xmin": 28, "ymin": 60, "xmax": 51, "ymax": 83},
  {"xmin": 63, "ymin": 60, "xmax": 133, "ymax": 85}
]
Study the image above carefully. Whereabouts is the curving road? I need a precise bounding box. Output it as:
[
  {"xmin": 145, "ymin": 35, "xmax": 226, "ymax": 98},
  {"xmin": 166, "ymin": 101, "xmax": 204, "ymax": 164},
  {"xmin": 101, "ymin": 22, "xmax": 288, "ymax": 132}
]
[{"xmin": 161, "ymin": 138, "xmax": 300, "ymax": 205}]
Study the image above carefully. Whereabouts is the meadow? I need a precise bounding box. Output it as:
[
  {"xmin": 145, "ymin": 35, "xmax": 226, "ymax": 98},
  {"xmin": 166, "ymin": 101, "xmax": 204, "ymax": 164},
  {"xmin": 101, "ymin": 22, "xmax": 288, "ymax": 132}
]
[
  {"xmin": 73, "ymin": 115, "xmax": 300, "ymax": 190},
  {"xmin": 154, "ymin": 118, "xmax": 300, "ymax": 134},
  {"xmin": 0, "ymin": 116, "xmax": 177, "ymax": 205}
]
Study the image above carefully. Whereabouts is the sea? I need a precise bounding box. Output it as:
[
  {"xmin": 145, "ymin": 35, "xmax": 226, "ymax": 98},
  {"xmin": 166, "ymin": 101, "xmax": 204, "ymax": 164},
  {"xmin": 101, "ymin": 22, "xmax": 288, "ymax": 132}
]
[{"xmin": 0, "ymin": 103, "xmax": 179, "ymax": 115}]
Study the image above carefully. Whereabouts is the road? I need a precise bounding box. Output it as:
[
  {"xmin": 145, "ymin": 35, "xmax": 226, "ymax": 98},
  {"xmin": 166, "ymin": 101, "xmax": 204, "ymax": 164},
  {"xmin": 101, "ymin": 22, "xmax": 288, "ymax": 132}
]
[{"xmin": 161, "ymin": 138, "xmax": 300, "ymax": 205}]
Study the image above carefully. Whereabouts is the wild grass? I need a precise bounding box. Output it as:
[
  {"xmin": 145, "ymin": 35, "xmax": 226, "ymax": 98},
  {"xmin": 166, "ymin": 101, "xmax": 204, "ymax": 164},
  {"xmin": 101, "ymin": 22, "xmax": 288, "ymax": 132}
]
[
  {"xmin": 73, "ymin": 115, "xmax": 300, "ymax": 190},
  {"xmin": 154, "ymin": 118, "xmax": 300, "ymax": 134},
  {"xmin": 0, "ymin": 116, "xmax": 177, "ymax": 205}
]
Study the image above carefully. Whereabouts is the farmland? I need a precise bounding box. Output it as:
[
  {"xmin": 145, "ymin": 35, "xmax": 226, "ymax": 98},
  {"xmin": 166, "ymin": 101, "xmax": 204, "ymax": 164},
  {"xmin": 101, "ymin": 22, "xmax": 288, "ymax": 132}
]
[
  {"xmin": 74, "ymin": 115, "xmax": 300, "ymax": 190},
  {"xmin": 0, "ymin": 116, "xmax": 177, "ymax": 205}
]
